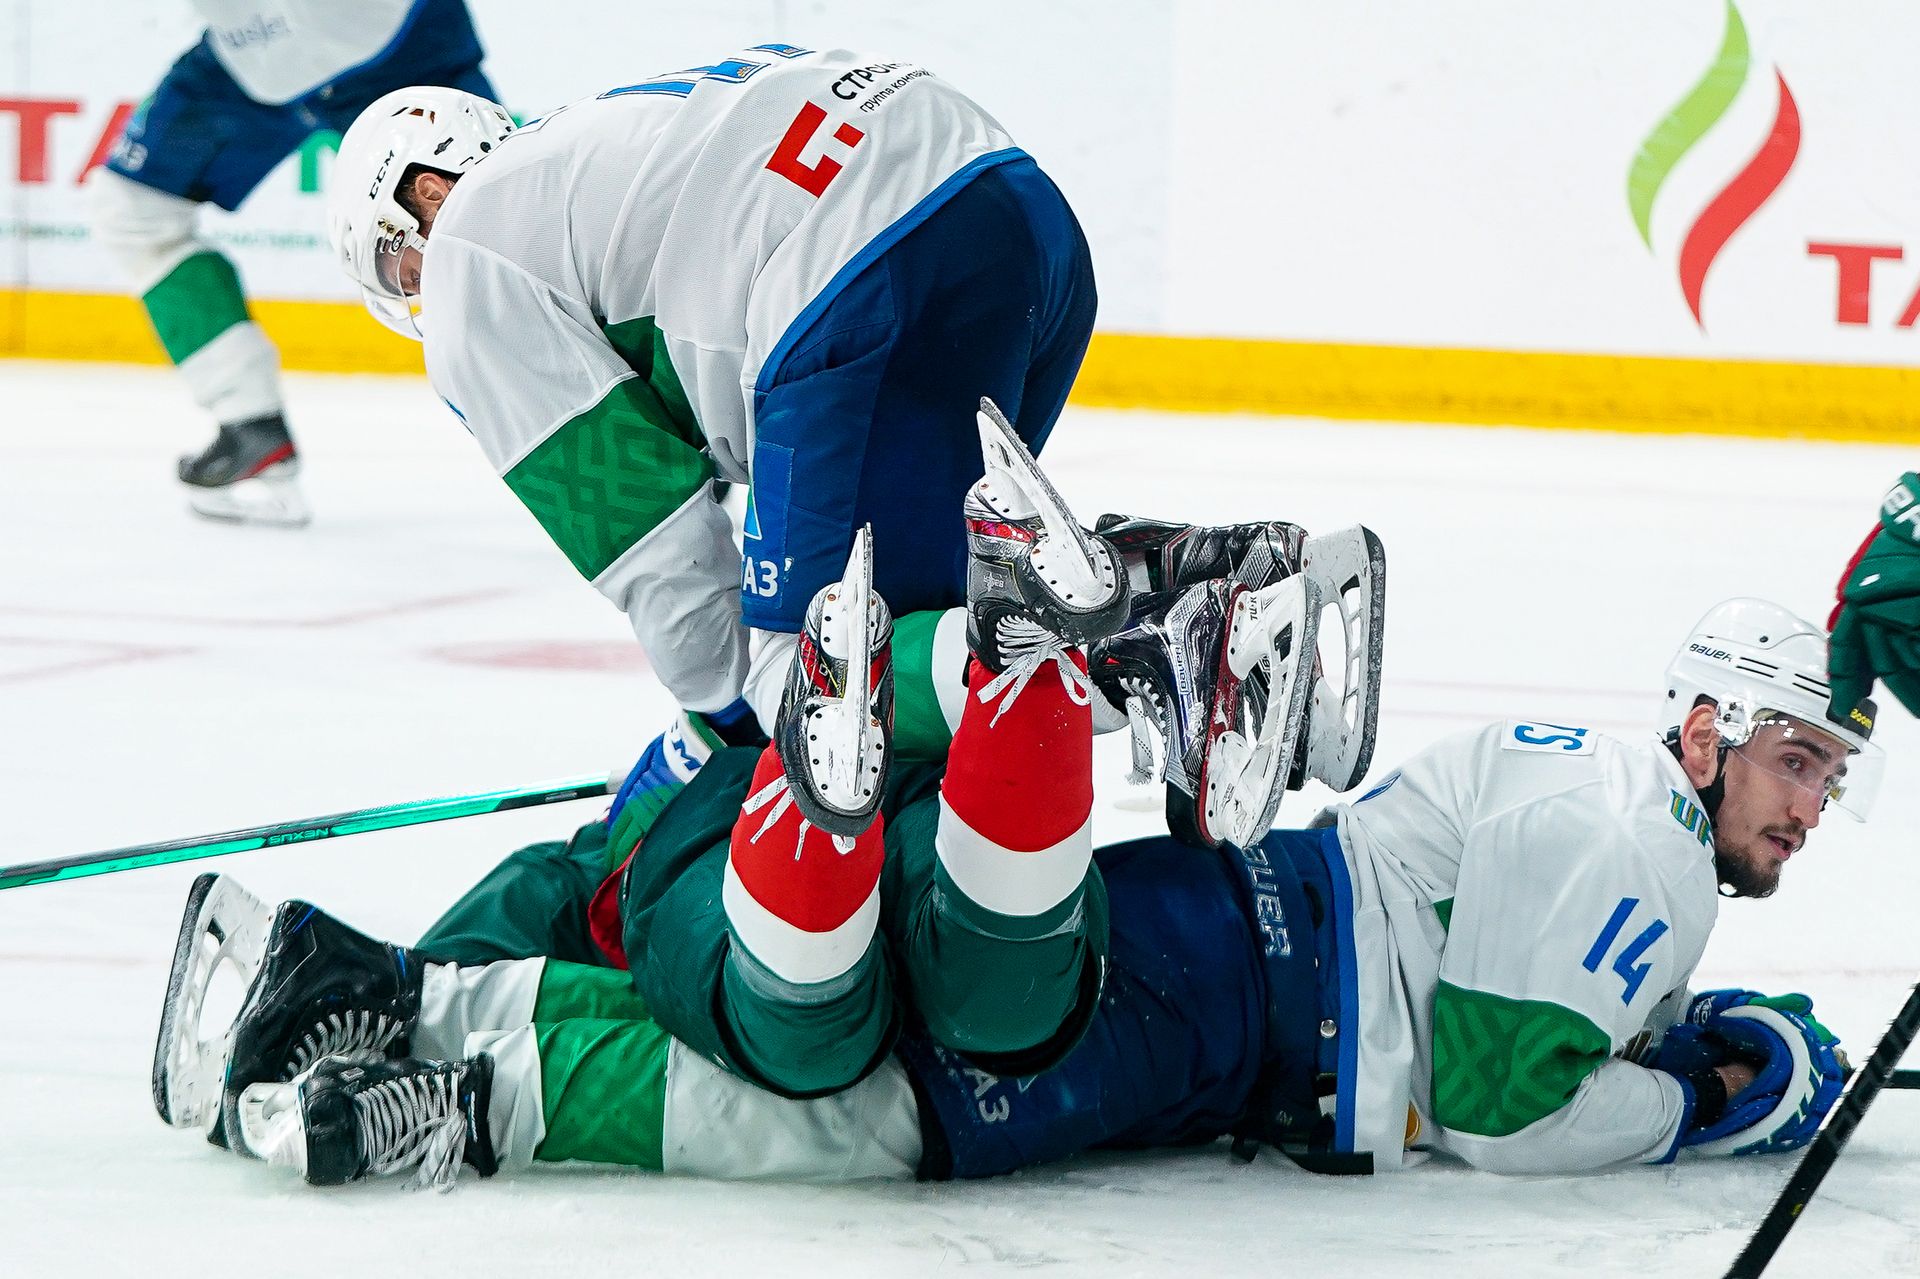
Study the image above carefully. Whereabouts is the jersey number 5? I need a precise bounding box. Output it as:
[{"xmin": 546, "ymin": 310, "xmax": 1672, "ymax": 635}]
[
  {"xmin": 1582, "ymin": 896, "xmax": 1669, "ymax": 1005},
  {"xmin": 767, "ymin": 102, "xmax": 865, "ymax": 197}
]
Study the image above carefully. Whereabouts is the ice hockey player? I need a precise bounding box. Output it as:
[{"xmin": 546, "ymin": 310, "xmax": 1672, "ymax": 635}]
[
  {"xmin": 92, "ymin": 0, "xmax": 497, "ymax": 526},
  {"xmin": 1828, "ymin": 469, "xmax": 1920, "ymax": 720},
  {"xmin": 320, "ymin": 49, "xmax": 1123, "ymax": 843},
  {"xmin": 155, "ymin": 414, "xmax": 1866, "ymax": 1189}
]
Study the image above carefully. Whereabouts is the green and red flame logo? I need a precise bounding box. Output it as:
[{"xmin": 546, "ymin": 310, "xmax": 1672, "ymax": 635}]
[{"xmin": 1628, "ymin": 1, "xmax": 1800, "ymax": 327}]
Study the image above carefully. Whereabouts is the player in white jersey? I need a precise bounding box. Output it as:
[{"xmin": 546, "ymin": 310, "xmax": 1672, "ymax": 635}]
[
  {"xmin": 321, "ymin": 53, "xmax": 1128, "ymax": 832},
  {"xmin": 91, "ymin": 1, "xmax": 495, "ymax": 525},
  {"xmin": 160, "ymin": 592, "xmax": 1872, "ymax": 1189}
]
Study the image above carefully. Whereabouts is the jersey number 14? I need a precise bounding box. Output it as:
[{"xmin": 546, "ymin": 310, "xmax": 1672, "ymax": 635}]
[{"xmin": 1582, "ymin": 896, "xmax": 1669, "ymax": 1005}]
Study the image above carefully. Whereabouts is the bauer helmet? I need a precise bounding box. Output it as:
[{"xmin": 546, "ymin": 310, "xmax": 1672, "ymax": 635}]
[
  {"xmin": 327, "ymin": 86, "xmax": 514, "ymax": 337},
  {"xmin": 1661, "ymin": 597, "xmax": 1882, "ymax": 820}
]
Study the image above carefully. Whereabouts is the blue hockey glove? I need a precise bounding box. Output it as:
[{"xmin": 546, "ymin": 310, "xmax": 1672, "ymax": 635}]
[
  {"xmin": 608, "ymin": 698, "xmax": 764, "ymax": 832},
  {"xmin": 1678, "ymin": 988, "xmax": 1824, "ymax": 1029},
  {"xmin": 1646, "ymin": 990, "xmax": 1829, "ymax": 1075},
  {"xmin": 1679, "ymin": 1005, "xmax": 1844, "ymax": 1157}
]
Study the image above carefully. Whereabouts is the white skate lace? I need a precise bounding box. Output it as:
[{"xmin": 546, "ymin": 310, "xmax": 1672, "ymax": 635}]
[
  {"xmin": 283, "ymin": 1010, "xmax": 406, "ymax": 1079},
  {"xmin": 741, "ymin": 773, "xmax": 859, "ymax": 860},
  {"xmin": 354, "ymin": 1068, "xmax": 468, "ymax": 1192},
  {"xmin": 977, "ymin": 616, "xmax": 1093, "ymax": 727}
]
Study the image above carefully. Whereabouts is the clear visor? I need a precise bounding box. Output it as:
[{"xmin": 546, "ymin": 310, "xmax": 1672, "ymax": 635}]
[
  {"xmin": 362, "ymin": 225, "xmax": 429, "ymax": 339},
  {"xmin": 1727, "ymin": 713, "xmax": 1883, "ymax": 822}
]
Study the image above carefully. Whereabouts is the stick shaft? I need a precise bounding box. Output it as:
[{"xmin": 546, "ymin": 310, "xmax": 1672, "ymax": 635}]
[
  {"xmin": 0, "ymin": 775, "xmax": 613, "ymax": 892},
  {"xmin": 1724, "ymin": 982, "xmax": 1920, "ymax": 1278}
]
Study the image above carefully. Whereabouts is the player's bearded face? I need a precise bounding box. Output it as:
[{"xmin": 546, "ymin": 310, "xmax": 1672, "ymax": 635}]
[{"xmin": 1712, "ymin": 719, "xmax": 1843, "ymax": 898}]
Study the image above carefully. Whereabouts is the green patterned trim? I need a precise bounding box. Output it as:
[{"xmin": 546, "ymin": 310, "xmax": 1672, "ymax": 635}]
[
  {"xmin": 1431, "ymin": 980, "xmax": 1610, "ymax": 1137},
  {"xmin": 141, "ymin": 250, "xmax": 249, "ymax": 364},
  {"xmin": 892, "ymin": 609, "xmax": 957, "ymax": 760},
  {"xmin": 503, "ymin": 379, "xmax": 714, "ymax": 580},
  {"xmin": 602, "ymin": 315, "xmax": 702, "ymax": 450}
]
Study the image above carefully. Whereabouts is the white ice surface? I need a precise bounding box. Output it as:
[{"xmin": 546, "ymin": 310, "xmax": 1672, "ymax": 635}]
[{"xmin": 0, "ymin": 361, "xmax": 1916, "ymax": 1277}]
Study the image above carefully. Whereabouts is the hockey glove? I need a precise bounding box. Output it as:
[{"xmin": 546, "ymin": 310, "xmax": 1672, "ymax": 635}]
[
  {"xmin": 1830, "ymin": 472, "xmax": 1920, "ymax": 717},
  {"xmin": 1678, "ymin": 1005, "xmax": 1844, "ymax": 1158},
  {"xmin": 607, "ymin": 699, "xmax": 765, "ymax": 831},
  {"xmin": 1646, "ymin": 990, "xmax": 1832, "ymax": 1076}
]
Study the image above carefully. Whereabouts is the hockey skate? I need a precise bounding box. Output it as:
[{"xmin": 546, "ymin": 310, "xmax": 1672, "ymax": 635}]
[
  {"xmin": 1091, "ymin": 574, "xmax": 1322, "ymax": 850},
  {"xmin": 965, "ymin": 397, "xmax": 1129, "ymax": 719},
  {"xmin": 233, "ymin": 1054, "xmax": 496, "ymax": 1190},
  {"xmin": 773, "ymin": 524, "xmax": 895, "ymax": 837},
  {"xmin": 1094, "ymin": 513, "xmax": 1307, "ymax": 597},
  {"xmin": 152, "ymin": 872, "xmax": 274, "ymax": 1131},
  {"xmin": 218, "ymin": 899, "xmax": 424, "ymax": 1154},
  {"xmin": 1096, "ymin": 513, "xmax": 1385, "ymax": 794},
  {"xmin": 178, "ymin": 413, "xmax": 312, "ymax": 528}
]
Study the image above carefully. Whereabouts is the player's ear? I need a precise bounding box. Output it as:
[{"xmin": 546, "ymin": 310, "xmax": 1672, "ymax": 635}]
[
  {"xmin": 1678, "ymin": 700, "xmax": 1721, "ymax": 788},
  {"xmin": 416, "ymin": 173, "xmax": 457, "ymax": 229}
]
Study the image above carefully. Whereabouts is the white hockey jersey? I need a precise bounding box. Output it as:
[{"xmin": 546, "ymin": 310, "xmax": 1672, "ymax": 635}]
[
  {"xmin": 419, "ymin": 48, "xmax": 1021, "ymax": 711},
  {"xmin": 1328, "ymin": 721, "xmax": 1720, "ymax": 1172},
  {"xmin": 194, "ymin": 1, "xmax": 422, "ymax": 104}
]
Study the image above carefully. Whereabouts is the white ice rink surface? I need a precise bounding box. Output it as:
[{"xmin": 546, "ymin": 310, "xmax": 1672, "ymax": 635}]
[{"xmin": 1, "ymin": 361, "xmax": 1917, "ymax": 1277}]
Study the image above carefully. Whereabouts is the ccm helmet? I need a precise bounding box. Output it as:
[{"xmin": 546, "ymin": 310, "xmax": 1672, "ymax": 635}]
[
  {"xmin": 1662, "ymin": 598, "xmax": 1881, "ymax": 819},
  {"xmin": 327, "ymin": 86, "xmax": 514, "ymax": 336}
]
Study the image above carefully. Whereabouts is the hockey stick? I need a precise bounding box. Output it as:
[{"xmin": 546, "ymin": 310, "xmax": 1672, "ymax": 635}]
[
  {"xmin": 0, "ymin": 773, "xmax": 617, "ymax": 893},
  {"xmin": 1723, "ymin": 981, "xmax": 1920, "ymax": 1278}
]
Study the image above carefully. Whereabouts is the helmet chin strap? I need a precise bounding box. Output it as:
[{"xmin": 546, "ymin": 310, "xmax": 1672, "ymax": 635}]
[{"xmin": 1668, "ymin": 731, "xmax": 1748, "ymax": 897}]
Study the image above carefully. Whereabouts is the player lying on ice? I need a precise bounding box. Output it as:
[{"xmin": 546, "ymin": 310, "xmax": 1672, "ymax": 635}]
[{"xmin": 154, "ymin": 414, "xmax": 1870, "ymax": 1190}]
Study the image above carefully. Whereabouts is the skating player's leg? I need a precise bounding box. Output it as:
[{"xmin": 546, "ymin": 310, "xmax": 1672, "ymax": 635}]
[
  {"xmin": 92, "ymin": 44, "xmax": 311, "ymax": 526},
  {"xmin": 886, "ymin": 403, "xmax": 1126, "ymax": 1064}
]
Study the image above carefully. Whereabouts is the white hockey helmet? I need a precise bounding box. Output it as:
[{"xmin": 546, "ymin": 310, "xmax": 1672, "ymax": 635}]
[
  {"xmin": 326, "ymin": 86, "xmax": 514, "ymax": 337},
  {"xmin": 1661, "ymin": 597, "xmax": 1882, "ymax": 820}
]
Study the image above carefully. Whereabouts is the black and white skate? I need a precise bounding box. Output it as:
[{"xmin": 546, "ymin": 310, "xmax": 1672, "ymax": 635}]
[
  {"xmin": 773, "ymin": 525, "xmax": 894, "ymax": 837},
  {"xmin": 233, "ymin": 1054, "xmax": 497, "ymax": 1189},
  {"xmin": 152, "ymin": 873, "xmax": 273, "ymax": 1132},
  {"xmin": 1097, "ymin": 515, "xmax": 1386, "ymax": 796},
  {"xmin": 1091, "ymin": 574, "xmax": 1320, "ymax": 849},
  {"xmin": 965, "ymin": 398, "xmax": 1129, "ymax": 700},
  {"xmin": 178, "ymin": 413, "xmax": 312, "ymax": 528},
  {"xmin": 219, "ymin": 900, "xmax": 423, "ymax": 1154},
  {"xmin": 1094, "ymin": 514, "xmax": 1307, "ymax": 595}
]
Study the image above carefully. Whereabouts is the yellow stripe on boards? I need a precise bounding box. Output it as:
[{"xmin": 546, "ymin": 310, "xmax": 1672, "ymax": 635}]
[
  {"xmin": 5, "ymin": 288, "xmax": 1919, "ymax": 443},
  {"xmin": 0, "ymin": 288, "xmax": 424, "ymax": 374}
]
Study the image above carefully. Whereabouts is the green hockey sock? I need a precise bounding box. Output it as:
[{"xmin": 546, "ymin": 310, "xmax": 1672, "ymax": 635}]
[{"xmin": 141, "ymin": 250, "xmax": 250, "ymax": 365}]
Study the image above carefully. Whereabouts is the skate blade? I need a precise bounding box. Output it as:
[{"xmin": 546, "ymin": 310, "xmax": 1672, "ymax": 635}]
[
  {"xmin": 974, "ymin": 398, "xmax": 1116, "ymax": 609},
  {"xmin": 833, "ymin": 527, "xmax": 877, "ymax": 804},
  {"xmin": 1202, "ymin": 575, "xmax": 1321, "ymax": 848},
  {"xmin": 1299, "ymin": 527, "xmax": 1387, "ymax": 792},
  {"xmin": 152, "ymin": 873, "xmax": 273, "ymax": 1130},
  {"xmin": 184, "ymin": 464, "xmax": 312, "ymax": 529}
]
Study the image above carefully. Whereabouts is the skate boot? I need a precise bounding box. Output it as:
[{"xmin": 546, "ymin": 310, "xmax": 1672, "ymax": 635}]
[
  {"xmin": 1095, "ymin": 513, "xmax": 1307, "ymax": 595},
  {"xmin": 233, "ymin": 1054, "xmax": 497, "ymax": 1189},
  {"xmin": 178, "ymin": 412, "xmax": 312, "ymax": 528},
  {"xmin": 218, "ymin": 899, "xmax": 424, "ymax": 1153},
  {"xmin": 1091, "ymin": 574, "xmax": 1322, "ymax": 849},
  {"xmin": 1097, "ymin": 514, "xmax": 1386, "ymax": 795},
  {"xmin": 965, "ymin": 397, "xmax": 1129, "ymax": 717},
  {"xmin": 153, "ymin": 873, "xmax": 274, "ymax": 1131},
  {"xmin": 773, "ymin": 524, "xmax": 895, "ymax": 837}
]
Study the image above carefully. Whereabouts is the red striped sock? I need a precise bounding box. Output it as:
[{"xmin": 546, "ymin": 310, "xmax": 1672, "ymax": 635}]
[
  {"xmin": 723, "ymin": 748, "xmax": 885, "ymax": 984},
  {"xmin": 936, "ymin": 653, "xmax": 1094, "ymax": 917}
]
